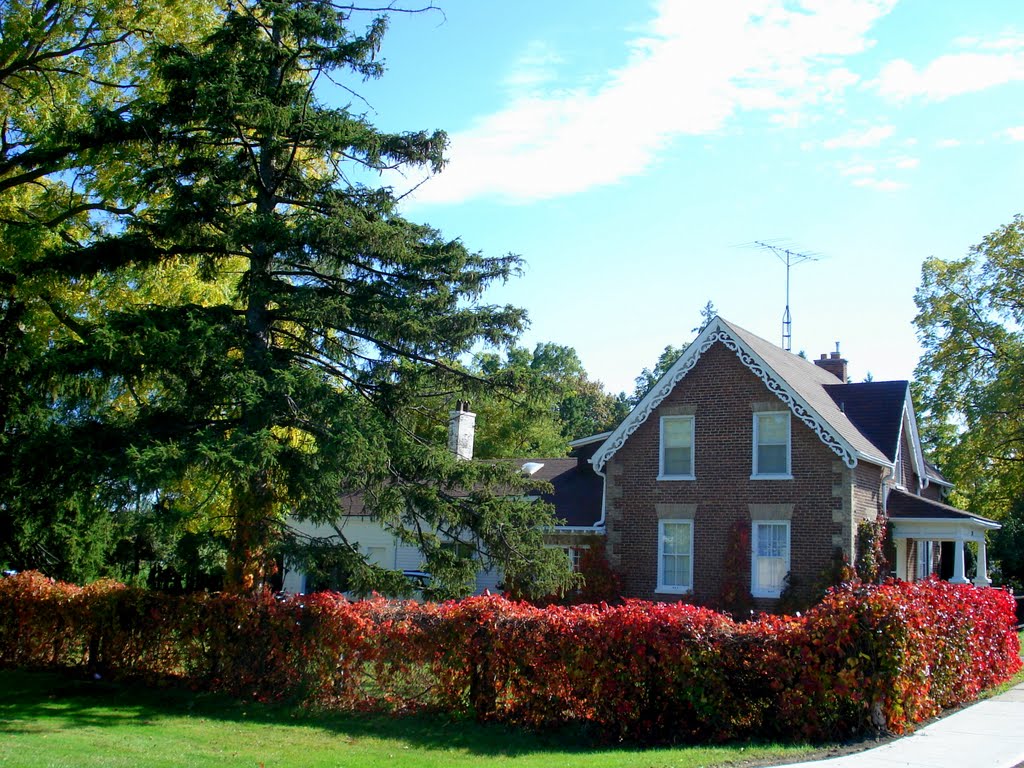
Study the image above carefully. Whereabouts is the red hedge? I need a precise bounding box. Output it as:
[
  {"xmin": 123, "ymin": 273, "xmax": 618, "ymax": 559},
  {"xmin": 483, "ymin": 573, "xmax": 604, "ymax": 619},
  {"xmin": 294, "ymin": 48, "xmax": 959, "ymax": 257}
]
[{"xmin": 1, "ymin": 572, "xmax": 1019, "ymax": 743}]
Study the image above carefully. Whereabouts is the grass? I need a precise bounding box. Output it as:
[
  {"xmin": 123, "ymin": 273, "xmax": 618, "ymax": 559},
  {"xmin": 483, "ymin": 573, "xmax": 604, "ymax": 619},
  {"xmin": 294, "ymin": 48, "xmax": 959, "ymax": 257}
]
[
  {"xmin": 979, "ymin": 629, "xmax": 1024, "ymax": 699},
  {"xmin": 0, "ymin": 670, "xmax": 815, "ymax": 768}
]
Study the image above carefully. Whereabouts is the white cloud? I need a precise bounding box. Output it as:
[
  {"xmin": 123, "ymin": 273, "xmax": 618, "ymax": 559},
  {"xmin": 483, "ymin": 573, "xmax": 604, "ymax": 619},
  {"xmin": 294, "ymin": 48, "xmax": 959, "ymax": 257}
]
[
  {"xmin": 852, "ymin": 177, "xmax": 907, "ymax": 191},
  {"xmin": 836, "ymin": 153, "xmax": 915, "ymax": 189},
  {"xmin": 404, "ymin": 0, "xmax": 898, "ymax": 205},
  {"xmin": 840, "ymin": 163, "xmax": 877, "ymax": 177},
  {"xmin": 822, "ymin": 124, "xmax": 895, "ymax": 149},
  {"xmin": 935, "ymin": 138, "xmax": 961, "ymax": 148},
  {"xmin": 1004, "ymin": 126, "xmax": 1024, "ymax": 141},
  {"xmin": 875, "ymin": 34, "xmax": 1024, "ymax": 102},
  {"xmin": 956, "ymin": 32, "xmax": 1024, "ymax": 52},
  {"xmin": 502, "ymin": 40, "xmax": 563, "ymax": 92}
]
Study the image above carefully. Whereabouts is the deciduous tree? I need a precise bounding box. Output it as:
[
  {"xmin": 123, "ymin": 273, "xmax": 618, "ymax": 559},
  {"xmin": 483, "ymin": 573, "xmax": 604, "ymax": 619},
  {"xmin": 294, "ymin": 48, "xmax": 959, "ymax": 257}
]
[{"xmin": 914, "ymin": 215, "xmax": 1024, "ymax": 586}]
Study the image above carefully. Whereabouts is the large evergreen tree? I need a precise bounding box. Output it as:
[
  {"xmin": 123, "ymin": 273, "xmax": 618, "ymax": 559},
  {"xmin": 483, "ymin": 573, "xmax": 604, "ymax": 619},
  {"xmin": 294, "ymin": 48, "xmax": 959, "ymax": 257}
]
[
  {"xmin": 8, "ymin": 1, "xmax": 571, "ymax": 596},
  {"xmin": 0, "ymin": 0, "xmax": 219, "ymax": 580}
]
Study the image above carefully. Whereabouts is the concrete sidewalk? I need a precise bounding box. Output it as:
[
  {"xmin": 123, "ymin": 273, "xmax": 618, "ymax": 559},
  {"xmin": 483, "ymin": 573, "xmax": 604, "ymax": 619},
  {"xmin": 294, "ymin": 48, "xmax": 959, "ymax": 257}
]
[{"xmin": 778, "ymin": 682, "xmax": 1024, "ymax": 768}]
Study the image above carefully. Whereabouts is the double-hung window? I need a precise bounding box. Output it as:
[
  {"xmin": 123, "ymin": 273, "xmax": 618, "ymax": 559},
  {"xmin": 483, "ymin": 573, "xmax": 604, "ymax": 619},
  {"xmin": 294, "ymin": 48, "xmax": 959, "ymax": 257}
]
[
  {"xmin": 752, "ymin": 411, "xmax": 791, "ymax": 478},
  {"xmin": 657, "ymin": 520, "xmax": 693, "ymax": 593},
  {"xmin": 660, "ymin": 415, "xmax": 695, "ymax": 479},
  {"xmin": 547, "ymin": 545, "xmax": 587, "ymax": 573},
  {"xmin": 751, "ymin": 521, "xmax": 790, "ymax": 597}
]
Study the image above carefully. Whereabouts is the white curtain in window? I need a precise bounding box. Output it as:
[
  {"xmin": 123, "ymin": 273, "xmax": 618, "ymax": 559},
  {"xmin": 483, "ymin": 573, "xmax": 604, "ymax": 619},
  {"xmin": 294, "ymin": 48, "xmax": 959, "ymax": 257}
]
[{"xmin": 755, "ymin": 522, "xmax": 788, "ymax": 593}]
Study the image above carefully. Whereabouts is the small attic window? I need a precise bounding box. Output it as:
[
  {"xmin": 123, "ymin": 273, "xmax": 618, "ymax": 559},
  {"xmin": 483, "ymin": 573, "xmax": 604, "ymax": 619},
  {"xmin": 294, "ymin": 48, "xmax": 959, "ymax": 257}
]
[{"xmin": 521, "ymin": 462, "xmax": 545, "ymax": 476}]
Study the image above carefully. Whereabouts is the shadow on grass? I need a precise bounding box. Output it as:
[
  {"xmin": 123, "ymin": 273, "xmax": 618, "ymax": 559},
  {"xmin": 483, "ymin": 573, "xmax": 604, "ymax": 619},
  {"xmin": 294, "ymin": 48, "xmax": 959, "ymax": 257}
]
[{"xmin": 0, "ymin": 669, "xmax": 640, "ymax": 759}]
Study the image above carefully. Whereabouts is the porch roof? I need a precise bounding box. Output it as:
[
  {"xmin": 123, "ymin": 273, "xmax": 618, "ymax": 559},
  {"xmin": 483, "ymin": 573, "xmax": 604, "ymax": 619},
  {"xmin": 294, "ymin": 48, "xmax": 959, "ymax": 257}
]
[{"xmin": 887, "ymin": 489, "xmax": 1000, "ymax": 531}]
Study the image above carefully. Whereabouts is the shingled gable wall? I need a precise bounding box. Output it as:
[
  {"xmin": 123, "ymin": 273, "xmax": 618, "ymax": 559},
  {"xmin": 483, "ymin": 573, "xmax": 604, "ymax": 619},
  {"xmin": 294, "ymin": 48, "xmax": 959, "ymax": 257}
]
[{"xmin": 604, "ymin": 340, "xmax": 883, "ymax": 607}]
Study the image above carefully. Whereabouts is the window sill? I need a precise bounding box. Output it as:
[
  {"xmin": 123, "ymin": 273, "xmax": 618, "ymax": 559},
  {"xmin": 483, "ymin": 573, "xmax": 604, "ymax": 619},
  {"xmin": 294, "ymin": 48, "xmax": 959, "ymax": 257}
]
[
  {"xmin": 750, "ymin": 473, "xmax": 793, "ymax": 481},
  {"xmin": 658, "ymin": 474, "xmax": 696, "ymax": 481},
  {"xmin": 751, "ymin": 591, "xmax": 782, "ymax": 599},
  {"xmin": 655, "ymin": 586, "xmax": 693, "ymax": 595}
]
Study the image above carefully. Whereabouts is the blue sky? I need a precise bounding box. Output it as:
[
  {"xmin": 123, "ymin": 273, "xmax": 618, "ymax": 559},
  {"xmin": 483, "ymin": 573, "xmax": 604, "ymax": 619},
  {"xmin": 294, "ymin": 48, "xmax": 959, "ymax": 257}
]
[{"xmin": 341, "ymin": 0, "xmax": 1024, "ymax": 395}]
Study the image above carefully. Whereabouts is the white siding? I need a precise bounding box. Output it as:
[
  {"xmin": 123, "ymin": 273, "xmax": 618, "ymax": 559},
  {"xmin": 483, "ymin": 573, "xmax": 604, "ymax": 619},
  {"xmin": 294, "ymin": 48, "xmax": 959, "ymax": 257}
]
[{"xmin": 282, "ymin": 516, "xmax": 501, "ymax": 596}]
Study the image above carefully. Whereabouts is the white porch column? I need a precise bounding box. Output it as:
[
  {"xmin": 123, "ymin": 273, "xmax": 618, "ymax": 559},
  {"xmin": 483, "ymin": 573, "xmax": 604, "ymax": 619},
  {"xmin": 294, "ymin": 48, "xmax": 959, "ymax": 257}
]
[
  {"xmin": 950, "ymin": 538, "xmax": 969, "ymax": 584},
  {"xmin": 895, "ymin": 538, "xmax": 908, "ymax": 580},
  {"xmin": 973, "ymin": 539, "xmax": 992, "ymax": 587}
]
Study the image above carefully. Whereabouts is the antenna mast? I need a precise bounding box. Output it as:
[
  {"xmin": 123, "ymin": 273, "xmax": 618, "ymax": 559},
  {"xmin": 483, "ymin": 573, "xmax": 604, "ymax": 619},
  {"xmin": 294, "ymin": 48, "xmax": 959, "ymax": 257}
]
[{"xmin": 753, "ymin": 241, "xmax": 819, "ymax": 352}]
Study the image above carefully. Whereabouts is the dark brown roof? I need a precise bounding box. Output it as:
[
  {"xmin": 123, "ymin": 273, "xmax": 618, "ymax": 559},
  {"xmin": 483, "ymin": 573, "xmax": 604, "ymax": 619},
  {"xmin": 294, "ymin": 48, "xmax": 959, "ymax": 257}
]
[
  {"xmin": 337, "ymin": 457, "xmax": 603, "ymax": 528},
  {"xmin": 923, "ymin": 458, "xmax": 953, "ymax": 486},
  {"xmin": 887, "ymin": 489, "xmax": 998, "ymax": 526},
  {"xmin": 339, "ymin": 492, "xmax": 367, "ymax": 516},
  {"xmin": 824, "ymin": 380, "xmax": 908, "ymax": 462},
  {"xmin": 515, "ymin": 457, "xmax": 603, "ymax": 528}
]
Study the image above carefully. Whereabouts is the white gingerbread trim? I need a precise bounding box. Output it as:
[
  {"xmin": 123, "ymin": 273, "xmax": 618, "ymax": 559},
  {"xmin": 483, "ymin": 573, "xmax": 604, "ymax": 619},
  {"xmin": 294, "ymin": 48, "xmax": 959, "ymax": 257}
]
[{"xmin": 591, "ymin": 318, "xmax": 860, "ymax": 472}]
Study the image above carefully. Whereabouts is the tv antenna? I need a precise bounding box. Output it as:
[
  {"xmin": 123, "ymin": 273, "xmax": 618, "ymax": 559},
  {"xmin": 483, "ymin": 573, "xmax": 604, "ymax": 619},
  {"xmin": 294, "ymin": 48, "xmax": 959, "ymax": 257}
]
[{"xmin": 752, "ymin": 241, "xmax": 820, "ymax": 352}]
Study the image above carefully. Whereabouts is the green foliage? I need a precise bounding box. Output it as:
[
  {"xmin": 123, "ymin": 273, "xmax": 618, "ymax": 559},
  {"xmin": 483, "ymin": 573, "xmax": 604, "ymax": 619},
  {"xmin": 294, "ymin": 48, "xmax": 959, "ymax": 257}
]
[
  {"xmin": 628, "ymin": 343, "xmax": 688, "ymax": 406},
  {"xmin": 991, "ymin": 502, "xmax": 1024, "ymax": 592},
  {"xmin": 3, "ymin": 572, "xmax": 1020, "ymax": 744},
  {"xmin": 471, "ymin": 342, "xmax": 625, "ymax": 458},
  {"xmin": 914, "ymin": 215, "xmax": 1024, "ymax": 581},
  {"xmin": 0, "ymin": 0, "xmax": 232, "ymax": 587},
  {"xmin": 1, "ymin": 2, "xmax": 575, "ymax": 598}
]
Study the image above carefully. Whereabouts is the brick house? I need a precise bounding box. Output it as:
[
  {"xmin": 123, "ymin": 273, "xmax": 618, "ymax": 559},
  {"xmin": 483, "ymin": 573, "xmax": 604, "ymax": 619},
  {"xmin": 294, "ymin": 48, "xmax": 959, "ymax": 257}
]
[
  {"xmin": 587, "ymin": 316, "xmax": 998, "ymax": 606},
  {"xmin": 284, "ymin": 316, "xmax": 999, "ymax": 604}
]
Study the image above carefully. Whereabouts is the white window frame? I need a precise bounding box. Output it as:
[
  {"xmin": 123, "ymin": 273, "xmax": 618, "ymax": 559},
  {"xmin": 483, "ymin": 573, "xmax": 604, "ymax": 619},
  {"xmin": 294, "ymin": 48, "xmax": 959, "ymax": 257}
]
[
  {"xmin": 751, "ymin": 411, "xmax": 792, "ymax": 479},
  {"xmin": 658, "ymin": 415, "xmax": 696, "ymax": 480},
  {"xmin": 546, "ymin": 544, "xmax": 588, "ymax": 572},
  {"xmin": 915, "ymin": 540, "xmax": 932, "ymax": 581},
  {"xmin": 751, "ymin": 520, "xmax": 790, "ymax": 598},
  {"xmin": 657, "ymin": 519, "xmax": 694, "ymax": 594}
]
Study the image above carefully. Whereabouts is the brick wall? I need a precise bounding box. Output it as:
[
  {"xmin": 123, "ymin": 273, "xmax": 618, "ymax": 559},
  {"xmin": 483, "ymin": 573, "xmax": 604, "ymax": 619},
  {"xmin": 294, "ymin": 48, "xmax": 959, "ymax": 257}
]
[{"xmin": 605, "ymin": 342, "xmax": 879, "ymax": 607}]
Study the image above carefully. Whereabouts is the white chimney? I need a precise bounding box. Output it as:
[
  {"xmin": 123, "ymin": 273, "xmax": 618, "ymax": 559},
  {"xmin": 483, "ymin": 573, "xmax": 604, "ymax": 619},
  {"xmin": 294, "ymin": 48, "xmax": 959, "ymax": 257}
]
[{"xmin": 448, "ymin": 400, "xmax": 476, "ymax": 461}]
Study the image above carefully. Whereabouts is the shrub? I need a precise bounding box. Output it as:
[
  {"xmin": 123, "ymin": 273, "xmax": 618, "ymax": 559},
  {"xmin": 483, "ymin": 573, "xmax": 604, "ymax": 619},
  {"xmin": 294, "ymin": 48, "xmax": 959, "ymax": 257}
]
[
  {"xmin": 0, "ymin": 572, "xmax": 1019, "ymax": 744},
  {"xmin": 855, "ymin": 516, "xmax": 889, "ymax": 583}
]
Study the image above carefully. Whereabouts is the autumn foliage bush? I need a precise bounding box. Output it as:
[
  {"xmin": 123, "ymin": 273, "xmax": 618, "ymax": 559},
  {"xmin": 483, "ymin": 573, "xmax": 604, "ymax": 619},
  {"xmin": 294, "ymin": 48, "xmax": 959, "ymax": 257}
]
[{"xmin": 1, "ymin": 571, "xmax": 1019, "ymax": 743}]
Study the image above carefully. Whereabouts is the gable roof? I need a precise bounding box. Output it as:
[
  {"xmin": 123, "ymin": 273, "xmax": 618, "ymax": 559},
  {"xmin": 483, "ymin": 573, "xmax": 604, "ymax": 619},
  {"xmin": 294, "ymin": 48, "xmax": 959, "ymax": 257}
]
[
  {"xmin": 824, "ymin": 381, "xmax": 908, "ymax": 461},
  {"xmin": 591, "ymin": 316, "xmax": 893, "ymax": 473}
]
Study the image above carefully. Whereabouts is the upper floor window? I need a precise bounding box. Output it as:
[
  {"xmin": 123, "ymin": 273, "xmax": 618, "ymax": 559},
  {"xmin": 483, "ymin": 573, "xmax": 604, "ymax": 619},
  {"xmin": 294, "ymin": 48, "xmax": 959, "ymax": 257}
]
[
  {"xmin": 657, "ymin": 519, "xmax": 693, "ymax": 593},
  {"xmin": 752, "ymin": 411, "xmax": 791, "ymax": 478},
  {"xmin": 659, "ymin": 415, "xmax": 695, "ymax": 479},
  {"xmin": 751, "ymin": 520, "xmax": 790, "ymax": 598}
]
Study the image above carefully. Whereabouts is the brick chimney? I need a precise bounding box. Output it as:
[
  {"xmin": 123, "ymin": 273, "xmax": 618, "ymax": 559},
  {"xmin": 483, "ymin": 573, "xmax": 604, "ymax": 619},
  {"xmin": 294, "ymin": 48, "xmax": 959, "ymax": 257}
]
[
  {"xmin": 448, "ymin": 400, "xmax": 476, "ymax": 460},
  {"xmin": 814, "ymin": 342, "xmax": 848, "ymax": 383}
]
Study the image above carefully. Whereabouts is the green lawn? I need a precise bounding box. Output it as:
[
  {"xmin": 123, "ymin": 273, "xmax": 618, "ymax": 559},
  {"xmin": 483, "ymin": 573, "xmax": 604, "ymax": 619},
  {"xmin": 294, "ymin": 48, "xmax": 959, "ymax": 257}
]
[{"xmin": 0, "ymin": 670, "xmax": 814, "ymax": 768}]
